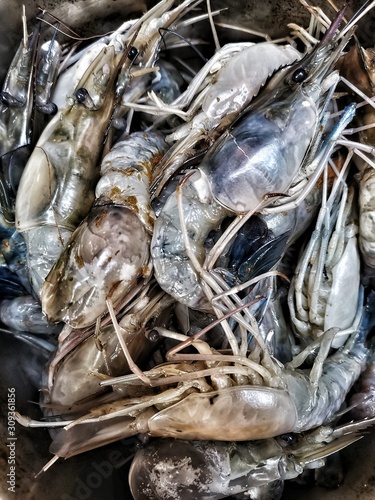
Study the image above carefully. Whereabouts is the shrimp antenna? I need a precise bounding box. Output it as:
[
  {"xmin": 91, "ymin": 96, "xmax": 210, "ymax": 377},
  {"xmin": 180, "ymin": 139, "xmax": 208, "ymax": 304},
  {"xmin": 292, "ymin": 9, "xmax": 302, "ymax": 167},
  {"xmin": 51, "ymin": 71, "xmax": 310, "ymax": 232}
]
[
  {"xmin": 206, "ymin": 0, "xmax": 220, "ymax": 51},
  {"xmin": 339, "ymin": 0, "xmax": 375, "ymax": 39},
  {"xmin": 35, "ymin": 6, "xmax": 118, "ymax": 42},
  {"xmin": 327, "ymin": 0, "xmax": 373, "ymax": 24},
  {"xmin": 36, "ymin": 5, "xmax": 81, "ymax": 37},
  {"xmin": 22, "ymin": 5, "xmax": 28, "ymax": 48},
  {"xmin": 35, "ymin": 17, "xmax": 115, "ymax": 42},
  {"xmin": 158, "ymin": 28, "xmax": 208, "ymax": 62}
]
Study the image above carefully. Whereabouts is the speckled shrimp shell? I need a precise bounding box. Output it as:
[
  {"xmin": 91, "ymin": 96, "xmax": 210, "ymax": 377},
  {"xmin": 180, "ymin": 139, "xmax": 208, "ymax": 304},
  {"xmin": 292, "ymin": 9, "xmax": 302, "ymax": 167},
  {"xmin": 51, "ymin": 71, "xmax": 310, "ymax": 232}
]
[{"xmin": 41, "ymin": 132, "xmax": 167, "ymax": 329}]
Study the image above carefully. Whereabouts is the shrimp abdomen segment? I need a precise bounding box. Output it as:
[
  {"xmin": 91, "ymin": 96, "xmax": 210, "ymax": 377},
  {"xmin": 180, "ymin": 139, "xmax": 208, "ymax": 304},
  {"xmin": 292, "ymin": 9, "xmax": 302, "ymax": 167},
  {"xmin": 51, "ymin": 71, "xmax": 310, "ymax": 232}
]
[
  {"xmin": 41, "ymin": 205, "xmax": 150, "ymax": 328},
  {"xmin": 152, "ymin": 171, "xmax": 228, "ymax": 310},
  {"xmin": 148, "ymin": 386, "xmax": 298, "ymax": 440}
]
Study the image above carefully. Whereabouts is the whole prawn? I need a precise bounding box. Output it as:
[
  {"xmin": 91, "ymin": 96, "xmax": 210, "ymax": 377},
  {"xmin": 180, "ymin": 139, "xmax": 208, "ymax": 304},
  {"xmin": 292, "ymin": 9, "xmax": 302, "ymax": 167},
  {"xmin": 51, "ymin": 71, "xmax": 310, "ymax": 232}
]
[
  {"xmin": 288, "ymin": 179, "xmax": 361, "ymax": 349},
  {"xmin": 15, "ymin": 38, "xmax": 122, "ymax": 295},
  {"xmin": 0, "ymin": 13, "xmax": 40, "ymax": 224},
  {"xmin": 151, "ymin": 8, "xmax": 357, "ymax": 311},
  {"xmin": 41, "ymin": 131, "xmax": 167, "ymax": 328},
  {"xmin": 135, "ymin": 40, "xmax": 302, "ymax": 194},
  {"xmin": 0, "ymin": 12, "xmax": 62, "ymax": 225},
  {"xmin": 41, "ymin": 285, "xmax": 174, "ymax": 414},
  {"xmin": 138, "ymin": 295, "xmax": 367, "ymax": 441},
  {"xmin": 128, "ymin": 418, "xmax": 374, "ymax": 500}
]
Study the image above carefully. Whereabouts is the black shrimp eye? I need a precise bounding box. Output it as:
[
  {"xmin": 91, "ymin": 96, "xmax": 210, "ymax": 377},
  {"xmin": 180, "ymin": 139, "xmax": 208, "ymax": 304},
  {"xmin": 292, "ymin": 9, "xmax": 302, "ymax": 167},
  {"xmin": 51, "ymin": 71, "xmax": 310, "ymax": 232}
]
[
  {"xmin": 0, "ymin": 91, "xmax": 24, "ymax": 107},
  {"xmin": 75, "ymin": 87, "xmax": 89, "ymax": 103},
  {"xmin": 278, "ymin": 433, "xmax": 296, "ymax": 445},
  {"xmin": 37, "ymin": 102, "xmax": 58, "ymax": 115},
  {"xmin": 146, "ymin": 329, "xmax": 160, "ymax": 343},
  {"xmin": 128, "ymin": 46, "xmax": 139, "ymax": 61},
  {"xmin": 292, "ymin": 67, "xmax": 308, "ymax": 83}
]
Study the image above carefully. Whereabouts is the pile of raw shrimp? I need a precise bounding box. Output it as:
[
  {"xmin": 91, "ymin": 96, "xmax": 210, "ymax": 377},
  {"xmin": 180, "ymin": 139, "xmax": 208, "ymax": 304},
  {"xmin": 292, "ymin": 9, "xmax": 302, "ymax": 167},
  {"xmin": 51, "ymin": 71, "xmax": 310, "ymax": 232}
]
[{"xmin": 3, "ymin": 0, "xmax": 375, "ymax": 498}]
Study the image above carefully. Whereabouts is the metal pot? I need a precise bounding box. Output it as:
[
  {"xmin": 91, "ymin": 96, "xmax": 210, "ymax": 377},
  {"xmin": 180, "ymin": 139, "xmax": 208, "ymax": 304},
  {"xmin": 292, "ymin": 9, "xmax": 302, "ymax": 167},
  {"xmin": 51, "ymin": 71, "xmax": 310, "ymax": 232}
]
[{"xmin": 1, "ymin": 1, "xmax": 375, "ymax": 499}]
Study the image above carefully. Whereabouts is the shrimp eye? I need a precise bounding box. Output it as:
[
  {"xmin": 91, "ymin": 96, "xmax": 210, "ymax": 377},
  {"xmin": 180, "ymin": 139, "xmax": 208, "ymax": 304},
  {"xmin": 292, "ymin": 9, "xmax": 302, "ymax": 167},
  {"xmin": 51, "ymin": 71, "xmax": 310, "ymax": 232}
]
[
  {"xmin": 75, "ymin": 87, "xmax": 89, "ymax": 103},
  {"xmin": 0, "ymin": 91, "xmax": 24, "ymax": 107},
  {"xmin": 278, "ymin": 433, "xmax": 296, "ymax": 446},
  {"xmin": 146, "ymin": 329, "xmax": 160, "ymax": 343},
  {"xmin": 128, "ymin": 46, "xmax": 139, "ymax": 61},
  {"xmin": 292, "ymin": 67, "xmax": 308, "ymax": 83},
  {"xmin": 37, "ymin": 102, "xmax": 58, "ymax": 115}
]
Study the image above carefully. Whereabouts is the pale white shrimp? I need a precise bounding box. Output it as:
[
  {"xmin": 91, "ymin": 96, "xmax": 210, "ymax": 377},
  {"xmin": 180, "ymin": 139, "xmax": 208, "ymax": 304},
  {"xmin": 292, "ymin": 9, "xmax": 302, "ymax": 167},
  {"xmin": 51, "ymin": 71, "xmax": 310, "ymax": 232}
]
[
  {"xmin": 151, "ymin": 10, "xmax": 357, "ymax": 312},
  {"xmin": 0, "ymin": 13, "xmax": 42, "ymax": 223},
  {"xmin": 148, "ymin": 41, "xmax": 302, "ymax": 195},
  {"xmin": 288, "ymin": 178, "xmax": 360, "ymax": 349}
]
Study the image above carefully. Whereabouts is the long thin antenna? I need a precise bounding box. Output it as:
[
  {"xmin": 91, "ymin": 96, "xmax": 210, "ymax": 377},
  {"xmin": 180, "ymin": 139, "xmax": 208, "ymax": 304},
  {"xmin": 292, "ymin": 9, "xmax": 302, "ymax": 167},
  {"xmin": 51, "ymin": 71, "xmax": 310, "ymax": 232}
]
[{"xmin": 22, "ymin": 5, "xmax": 28, "ymax": 48}]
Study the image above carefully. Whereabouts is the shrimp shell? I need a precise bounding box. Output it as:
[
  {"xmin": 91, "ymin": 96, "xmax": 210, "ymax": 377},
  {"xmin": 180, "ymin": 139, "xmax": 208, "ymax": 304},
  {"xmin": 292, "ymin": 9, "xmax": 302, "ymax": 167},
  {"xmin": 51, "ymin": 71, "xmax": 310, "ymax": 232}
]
[
  {"xmin": 358, "ymin": 167, "xmax": 375, "ymax": 268},
  {"xmin": 15, "ymin": 44, "xmax": 120, "ymax": 294},
  {"xmin": 41, "ymin": 133, "xmax": 168, "ymax": 328}
]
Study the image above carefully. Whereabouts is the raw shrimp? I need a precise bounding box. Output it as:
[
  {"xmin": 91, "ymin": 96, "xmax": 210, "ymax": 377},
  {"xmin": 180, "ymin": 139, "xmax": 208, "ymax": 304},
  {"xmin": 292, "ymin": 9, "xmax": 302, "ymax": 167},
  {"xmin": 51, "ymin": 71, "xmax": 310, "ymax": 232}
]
[
  {"xmin": 43, "ymin": 285, "xmax": 174, "ymax": 411},
  {"xmin": 128, "ymin": 418, "xmax": 372, "ymax": 500},
  {"xmin": 288, "ymin": 180, "xmax": 360, "ymax": 348},
  {"xmin": 16, "ymin": 287, "xmax": 372, "ymax": 462},
  {"xmin": 145, "ymin": 41, "xmax": 302, "ymax": 193},
  {"xmin": 15, "ymin": 40, "xmax": 122, "ymax": 295},
  {"xmin": 41, "ymin": 132, "xmax": 168, "ymax": 329},
  {"xmin": 10, "ymin": 3, "xmax": 375, "ymax": 496},
  {"xmin": 139, "ymin": 309, "xmax": 367, "ymax": 441},
  {"xmin": 151, "ymin": 8, "xmax": 357, "ymax": 311},
  {"xmin": 15, "ymin": 0, "xmax": 197, "ymax": 297},
  {"xmin": 0, "ymin": 13, "xmax": 40, "ymax": 223}
]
